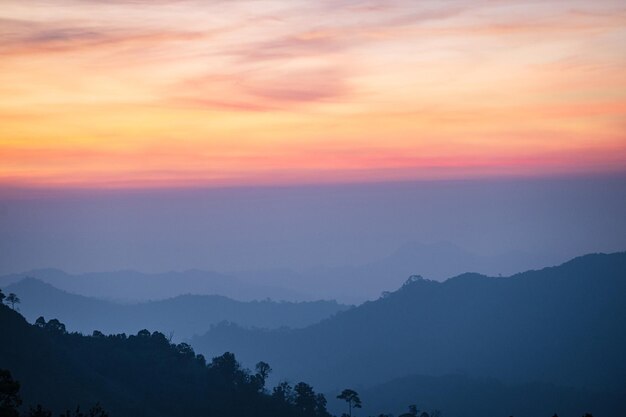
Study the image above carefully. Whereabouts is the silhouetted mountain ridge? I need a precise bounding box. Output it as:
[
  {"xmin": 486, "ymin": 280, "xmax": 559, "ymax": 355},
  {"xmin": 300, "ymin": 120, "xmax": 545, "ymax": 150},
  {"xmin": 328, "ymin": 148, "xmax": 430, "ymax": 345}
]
[
  {"xmin": 233, "ymin": 241, "xmax": 564, "ymax": 303},
  {"xmin": 1, "ymin": 241, "xmax": 566, "ymax": 304},
  {"xmin": 193, "ymin": 252, "xmax": 626, "ymax": 394},
  {"xmin": 3, "ymin": 278, "xmax": 350, "ymax": 340},
  {"xmin": 0, "ymin": 268, "xmax": 310, "ymax": 302}
]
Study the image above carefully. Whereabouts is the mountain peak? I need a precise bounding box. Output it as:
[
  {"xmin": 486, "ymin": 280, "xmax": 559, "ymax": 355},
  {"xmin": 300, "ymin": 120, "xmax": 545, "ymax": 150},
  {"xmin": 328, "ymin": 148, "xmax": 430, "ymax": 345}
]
[{"xmin": 5, "ymin": 276, "xmax": 58, "ymax": 291}]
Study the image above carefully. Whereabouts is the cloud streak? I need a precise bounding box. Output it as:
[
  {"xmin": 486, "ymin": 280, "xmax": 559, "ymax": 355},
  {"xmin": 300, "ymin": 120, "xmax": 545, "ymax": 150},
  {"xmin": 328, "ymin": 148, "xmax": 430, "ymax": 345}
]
[
  {"xmin": 0, "ymin": 0, "xmax": 625, "ymax": 188},
  {"xmin": 0, "ymin": 19, "xmax": 207, "ymax": 57}
]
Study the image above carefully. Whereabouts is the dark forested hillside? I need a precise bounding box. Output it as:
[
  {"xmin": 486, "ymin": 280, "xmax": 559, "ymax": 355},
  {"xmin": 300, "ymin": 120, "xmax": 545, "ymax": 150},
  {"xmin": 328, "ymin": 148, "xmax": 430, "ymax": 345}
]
[
  {"xmin": 192, "ymin": 253, "xmax": 626, "ymax": 397},
  {"xmin": 0, "ymin": 304, "xmax": 332, "ymax": 417},
  {"xmin": 3, "ymin": 278, "xmax": 348, "ymax": 340},
  {"xmin": 3, "ymin": 253, "xmax": 624, "ymax": 417}
]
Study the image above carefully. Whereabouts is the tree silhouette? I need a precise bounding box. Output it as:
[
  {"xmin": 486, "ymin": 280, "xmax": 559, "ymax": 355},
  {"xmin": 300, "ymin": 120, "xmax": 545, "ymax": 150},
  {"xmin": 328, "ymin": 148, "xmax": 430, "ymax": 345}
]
[
  {"xmin": 0, "ymin": 369, "xmax": 22, "ymax": 417},
  {"xmin": 208, "ymin": 351, "xmax": 246, "ymax": 385},
  {"xmin": 45, "ymin": 318, "xmax": 67, "ymax": 334},
  {"xmin": 58, "ymin": 404, "xmax": 108, "ymax": 417},
  {"xmin": 1, "ymin": 369, "xmax": 110, "ymax": 417},
  {"xmin": 314, "ymin": 393, "xmax": 329, "ymax": 416},
  {"xmin": 272, "ymin": 381, "xmax": 294, "ymax": 404},
  {"xmin": 400, "ymin": 405, "xmax": 429, "ymax": 417},
  {"xmin": 0, "ymin": 289, "xmax": 5, "ymax": 305},
  {"xmin": 175, "ymin": 342, "xmax": 195, "ymax": 358},
  {"xmin": 254, "ymin": 361, "xmax": 272, "ymax": 391},
  {"xmin": 337, "ymin": 388, "xmax": 361, "ymax": 417},
  {"xmin": 5, "ymin": 293, "xmax": 20, "ymax": 310},
  {"xmin": 27, "ymin": 404, "xmax": 52, "ymax": 417},
  {"xmin": 137, "ymin": 329, "xmax": 151, "ymax": 338},
  {"xmin": 86, "ymin": 403, "xmax": 108, "ymax": 417},
  {"xmin": 294, "ymin": 382, "xmax": 317, "ymax": 415}
]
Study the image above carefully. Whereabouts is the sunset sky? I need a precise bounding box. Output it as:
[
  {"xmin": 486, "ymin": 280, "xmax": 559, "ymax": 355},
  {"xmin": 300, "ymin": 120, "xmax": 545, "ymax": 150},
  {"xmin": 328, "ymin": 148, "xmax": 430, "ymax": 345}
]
[{"xmin": 1, "ymin": 0, "xmax": 625, "ymax": 189}]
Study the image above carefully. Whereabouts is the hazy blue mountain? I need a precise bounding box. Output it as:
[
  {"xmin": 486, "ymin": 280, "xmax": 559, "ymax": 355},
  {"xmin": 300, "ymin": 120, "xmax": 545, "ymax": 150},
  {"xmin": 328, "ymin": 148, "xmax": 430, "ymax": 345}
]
[
  {"xmin": 3, "ymin": 278, "xmax": 349, "ymax": 340},
  {"xmin": 0, "ymin": 268, "xmax": 311, "ymax": 302},
  {"xmin": 192, "ymin": 252, "xmax": 626, "ymax": 394},
  {"xmin": 232, "ymin": 241, "xmax": 564, "ymax": 303},
  {"xmin": 336, "ymin": 373, "xmax": 625, "ymax": 417},
  {"xmin": 1, "ymin": 242, "xmax": 561, "ymax": 305}
]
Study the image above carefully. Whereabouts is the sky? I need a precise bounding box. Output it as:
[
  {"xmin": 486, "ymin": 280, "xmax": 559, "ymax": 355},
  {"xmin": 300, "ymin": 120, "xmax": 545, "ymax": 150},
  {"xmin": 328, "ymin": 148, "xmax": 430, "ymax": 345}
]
[
  {"xmin": 1, "ymin": 0, "xmax": 625, "ymax": 189},
  {"xmin": 1, "ymin": 177, "xmax": 625, "ymax": 278},
  {"xmin": 0, "ymin": 1, "xmax": 625, "ymax": 285}
]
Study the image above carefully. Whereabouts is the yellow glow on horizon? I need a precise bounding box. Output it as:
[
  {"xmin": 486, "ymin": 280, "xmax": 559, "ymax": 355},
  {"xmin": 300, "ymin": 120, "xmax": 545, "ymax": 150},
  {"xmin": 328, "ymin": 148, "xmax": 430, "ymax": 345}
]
[{"xmin": 1, "ymin": 0, "xmax": 625, "ymax": 189}]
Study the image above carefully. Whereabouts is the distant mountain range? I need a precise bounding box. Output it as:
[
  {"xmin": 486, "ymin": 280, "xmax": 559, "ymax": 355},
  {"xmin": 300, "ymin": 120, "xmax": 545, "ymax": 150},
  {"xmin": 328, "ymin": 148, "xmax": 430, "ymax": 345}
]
[
  {"xmin": 243, "ymin": 241, "xmax": 563, "ymax": 303},
  {"xmin": 0, "ymin": 241, "xmax": 565, "ymax": 304},
  {"xmin": 2, "ymin": 278, "xmax": 350, "ymax": 340},
  {"xmin": 0, "ymin": 268, "xmax": 311, "ymax": 302},
  {"xmin": 192, "ymin": 252, "xmax": 626, "ymax": 397},
  {"xmin": 2, "ymin": 252, "xmax": 624, "ymax": 416}
]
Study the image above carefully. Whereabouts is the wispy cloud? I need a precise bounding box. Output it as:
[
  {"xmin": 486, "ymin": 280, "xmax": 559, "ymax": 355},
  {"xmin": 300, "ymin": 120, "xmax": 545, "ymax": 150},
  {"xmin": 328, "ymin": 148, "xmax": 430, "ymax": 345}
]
[
  {"xmin": 1, "ymin": 0, "xmax": 625, "ymax": 188},
  {"xmin": 0, "ymin": 19, "xmax": 206, "ymax": 57}
]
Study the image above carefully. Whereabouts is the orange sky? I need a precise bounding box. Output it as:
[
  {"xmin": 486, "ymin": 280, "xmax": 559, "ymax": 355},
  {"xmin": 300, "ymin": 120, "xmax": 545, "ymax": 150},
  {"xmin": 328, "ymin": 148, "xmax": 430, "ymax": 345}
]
[{"xmin": 1, "ymin": 0, "xmax": 625, "ymax": 189}]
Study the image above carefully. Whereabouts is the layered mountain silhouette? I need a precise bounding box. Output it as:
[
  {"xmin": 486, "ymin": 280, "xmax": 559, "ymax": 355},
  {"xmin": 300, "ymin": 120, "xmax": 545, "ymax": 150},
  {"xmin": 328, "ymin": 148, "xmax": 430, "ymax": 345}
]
[
  {"xmin": 232, "ymin": 241, "xmax": 562, "ymax": 303},
  {"xmin": 2, "ymin": 252, "xmax": 624, "ymax": 416},
  {"xmin": 192, "ymin": 253, "xmax": 626, "ymax": 395},
  {"xmin": 0, "ymin": 268, "xmax": 310, "ymax": 302},
  {"xmin": 0, "ymin": 304, "xmax": 332, "ymax": 417},
  {"xmin": 3, "ymin": 278, "xmax": 349, "ymax": 340},
  {"xmin": 0, "ymin": 241, "xmax": 562, "ymax": 304}
]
